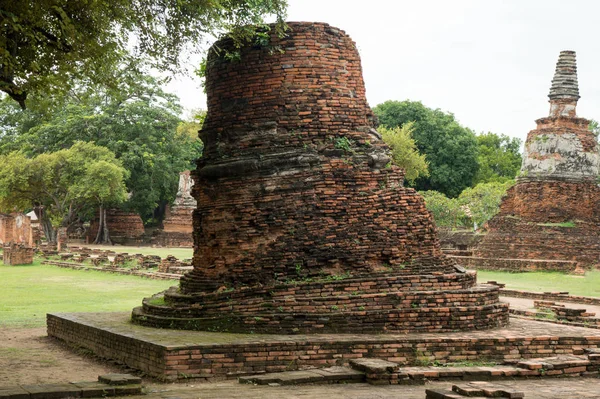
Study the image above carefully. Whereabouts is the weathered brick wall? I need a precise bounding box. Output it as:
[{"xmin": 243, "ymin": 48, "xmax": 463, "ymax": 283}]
[
  {"xmin": 88, "ymin": 209, "xmax": 145, "ymax": 243},
  {"xmin": 3, "ymin": 243, "xmax": 34, "ymax": 265},
  {"xmin": 184, "ymin": 22, "xmax": 449, "ymax": 291},
  {"xmin": 133, "ymin": 22, "xmax": 508, "ymax": 333},
  {"xmin": 0, "ymin": 213, "xmax": 33, "ymax": 246},
  {"xmin": 498, "ymin": 181, "xmax": 600, "ymax": 223}
]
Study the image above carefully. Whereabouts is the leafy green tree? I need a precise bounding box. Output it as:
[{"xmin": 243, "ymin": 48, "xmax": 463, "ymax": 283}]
[
  {"xmin": 419, "ymin": 190, "xmax": 469, "ymax": 229},
  {"xmin": 458, "ymin": 180, "xmax": 514, "ymax": 228},
  {"xmin": 1, "ymin": 0, "xmax": 287, "ymax": 109},
  {"xmin": 0, "ymin": 142, "xmax": 128, "ymax": 242},
  {"xmin": 373, "ymin": 100, "xmax": 479, "ymax": 197},
  {"xmin": 379, "ymin": 122, "xmax": 429, "ymax": 185},
  {"xmin": 177, "ymin": 109, "xmax": 207, "ymax": 142},
  {"xmin": 474, "ymin": 133, "xmax": 522, "ymax": 184},
  {"xmin": 0, "ymin": 73, "xmax": 202, "ymax": 223}
]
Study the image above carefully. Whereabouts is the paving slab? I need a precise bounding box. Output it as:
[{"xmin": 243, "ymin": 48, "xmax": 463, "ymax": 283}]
[
  {"xmin": 98, "ymin": 374, "xmax": 142, "ymax": 386},
  {"xmin": 0, "ymin": 386, "xmax": 30, "ymax": 399},
  {"xmin": 71, "ymin": 381, "xmax": 116, "ymax": 397},
  {"xmin": 21, "ymin": 383, "xmax": 81, "ymax": 399}
]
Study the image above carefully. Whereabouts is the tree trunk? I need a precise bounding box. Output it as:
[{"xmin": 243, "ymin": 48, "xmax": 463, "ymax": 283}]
[
  {"xmin": 93, "ymin": 206, "xmax": 112, "ymax": 245},
  {"xmin": 34, "ymin": 206, "xmax": 56, "ymax": 243}
]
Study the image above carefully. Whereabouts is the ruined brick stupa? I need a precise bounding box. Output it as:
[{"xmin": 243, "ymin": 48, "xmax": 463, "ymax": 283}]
[
  {"xmin": 474, "ymin": 51, "xmax": 600, "ymax": 270},
  {"xmin": 132, "ymin": 22, "xmax": 508, "ymax": 333},
  {"xmin": 153, "ymin": 171, "xmax": 196, "ymax": 247}
]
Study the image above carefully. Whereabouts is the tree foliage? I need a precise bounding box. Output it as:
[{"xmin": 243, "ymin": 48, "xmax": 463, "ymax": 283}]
[
  {"xmin": 420, "ymin": 180, "xmax": 513, "ymax": 230},
  {"xmin": 457, "ymin": 180, "xmax": 514, "ymax": 228},
  {"xmin": 419, "ymin": 190, "xmax": 468, "ymax": 229},
  {"xmin": 0, "ymin": 0, "xmax": 287, "ymax": 108},
  {"xmin": 474, "ymin": 132, "xmax": 521, "ymax": 184},
  {"xmin": 373, "ymin": 100, "xmax": 479, "ymax": 197},
  {"xmin": 0, "ymin": 142, "xmax": 128, "ymax": 242},
  {"xmin": 379, "ymin": 122, "xmax": 429, "ymax": 185},
  {"xmin": 0, "ymin": 73, "xmax": 202, "ymax": 223}
]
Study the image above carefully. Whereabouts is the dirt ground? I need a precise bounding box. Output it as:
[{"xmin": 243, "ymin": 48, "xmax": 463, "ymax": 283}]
[{"xmin": 0, "ymin": 327, "xmax": 125, "ymax": 385}]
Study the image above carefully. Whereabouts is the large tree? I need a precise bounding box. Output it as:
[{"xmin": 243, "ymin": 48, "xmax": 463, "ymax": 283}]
[
  {"xmin": 474, "ymin": 132, "xmax": 521, "ymax": 184},
  {"xmin": 0, "ymin": 142, "xmax": 128, "ymax": 242},
  {"xmin": 0, "ymin": 0, "xmax": 287, "ymax": 109},
  {"xmin": 373, "ymin": 100, "xmax": 479, "ymax": 197},
  {"xmin": 0, "ymin": 72, "xmax": 202, "ymax": 223}
]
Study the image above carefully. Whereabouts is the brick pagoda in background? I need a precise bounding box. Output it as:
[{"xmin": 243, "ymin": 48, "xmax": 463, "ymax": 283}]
[
  {"xmin": 87, "ymin": 209, "xmax": 145, "ymax": 245},
  {"xmin": 471, "ymin": 51, "xmax": 600, "ymax": 271},
  {"xmin": 153, "ymin": 171, "xmax": 195, "ymax": 247},
  {"xmin": 132, "ymin": 22, "xmax": 508, "ymax": 333}
]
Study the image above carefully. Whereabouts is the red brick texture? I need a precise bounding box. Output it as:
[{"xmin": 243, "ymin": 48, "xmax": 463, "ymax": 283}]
[
  {"xmin": 132, "ymin": 22, "xmax": 508, "ymax": 333},
  {"xmin": 3, "ymin": 243, "xmax": 34, "ymax": 265},
  {"xmin": 88, "ymin": 209, "xmax": 145, "ymax": 243},
  {"xmin": 0, "ymin": 213, "xmax": 33, "ymax": 246},
  {"xmin": 48, "ymin": 313, "xmax": 600, "ymax": 382}
]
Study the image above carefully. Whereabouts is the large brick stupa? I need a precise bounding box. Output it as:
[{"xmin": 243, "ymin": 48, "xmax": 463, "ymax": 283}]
[
  {"xmin": 473, "ymin": 51, "xmax": 600, "ymax": 270},
  {"xmin": 132, "ymin": 22, "xmax": 508, "ymax": 333}
]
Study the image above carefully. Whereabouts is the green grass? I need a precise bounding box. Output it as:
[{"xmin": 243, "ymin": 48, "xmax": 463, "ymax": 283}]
[
  {"xmin": 84, "ymin": 245, "xmax": 192, "ymax": 259},
  {"xmin": 536, "ymin": 221, "xmax": 576, "ymax": 228},
  {"xmin": 478, "ymin": 270, "xmax": 600, "ymax": 297},
  {"xmin": 0, "ymin": 259, "xmax": 175, "ymax": 328}
]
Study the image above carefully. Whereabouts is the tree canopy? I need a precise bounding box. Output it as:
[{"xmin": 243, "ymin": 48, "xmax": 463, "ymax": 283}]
[
  {"xmin": 379, "ymin": 122, "xmax": 429, "ymax": 185},
  {"xmin": 420, "ymin": 180, "xmax": 514, "ymax": 230},
  {"xmin": 0, "ymin": 0, "xmax": 287, "ymax": 109},
  {"xmin": 0, "ymin": 142, "xmax": 128, "ymax": 242},
  {"xmin": 474, "ymin": 132, "xmax": 522, "ymax": 184},
  {"xmin": 0, "ymin": 72, "xmax": 202, "ymax": 223},
  {"xmin": 373, "ymin": 100, "xmax": 479, "ymax": 197}
]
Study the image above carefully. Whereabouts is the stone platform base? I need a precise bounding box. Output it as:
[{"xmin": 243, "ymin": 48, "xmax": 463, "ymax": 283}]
[{"xmin": 47, "ymin": 313, "xmax": 600, "ymax": 382}]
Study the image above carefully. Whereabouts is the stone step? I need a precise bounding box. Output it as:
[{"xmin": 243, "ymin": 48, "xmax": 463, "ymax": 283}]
[
  {"xmin": 426, "ymin": 382, "xmax": 524, "ymax": 398},
  {"xmin": 238, "ymin": 366, "xmax": 364, "ymax": 385},
  {"xmin": 0, "ymin": 374, "xmax": 142, "ymax": 399},
  {"xmin": 516, "ymin": 355, "xmax": 590, "ymax": 373},
  {"xmin": 240, "ymin": 354, "xmax": 600, "ymax": 387}
]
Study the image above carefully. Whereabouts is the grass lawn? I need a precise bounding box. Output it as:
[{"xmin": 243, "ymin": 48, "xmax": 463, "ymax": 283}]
[
  {"xmin": 84, "ymin": 245, "xmax": 193, "ymax": 259},
  {"xmin": 478, "ymin": 269, "xmax": 600, "ymax": 298},
  {"xmin": 0, "ymin": 259, "xmax": 175, "ymax": 328}
]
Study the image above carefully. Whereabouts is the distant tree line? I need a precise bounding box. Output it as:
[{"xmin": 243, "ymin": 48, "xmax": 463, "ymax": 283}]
[{"xmin": 0, "ymin": 69, "xmax": 203, "ymax": 242}]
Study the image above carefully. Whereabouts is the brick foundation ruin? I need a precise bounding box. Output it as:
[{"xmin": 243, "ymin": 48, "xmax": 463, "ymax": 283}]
[
  {"xmin": 132, "ymin": 22, "xmax": 508, "ymax": 334},
  {"xmin": 3, "ymin": 242, "xmax": 34, "ymax": 265},
  {"xmin": 473, "ymin": 51, "xmax": 600, "ymax": 271},
  {"xmin": 153, "ymin": 171, "xmax": 195, "ymax": 247},
  {"xmin": 87, "ymin": 209, "xmax": 145, "ymax": 245}
]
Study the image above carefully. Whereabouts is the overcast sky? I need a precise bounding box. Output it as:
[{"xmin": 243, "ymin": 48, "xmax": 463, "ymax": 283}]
[{"xmin": 167, "ymin": 0, "xmax": 600, "ymax": 143}]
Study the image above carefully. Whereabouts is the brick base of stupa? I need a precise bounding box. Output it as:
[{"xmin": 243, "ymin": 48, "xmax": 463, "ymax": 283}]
[{"xmin": 471, "ymin": 179, "xmax": 600, "ymax": 272}]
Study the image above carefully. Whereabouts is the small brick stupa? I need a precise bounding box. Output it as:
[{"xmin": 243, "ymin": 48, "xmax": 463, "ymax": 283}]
[
  {"xmin": 132, "ymin": 22, "xmax": 508, "ymax": 333},
  {"xmin": 474, "ymin": 51, "xmax": 600, "ymax": 270},
  {"xmin": 153, "ymin": 171, "xmax": 196, "ymax": 247}
]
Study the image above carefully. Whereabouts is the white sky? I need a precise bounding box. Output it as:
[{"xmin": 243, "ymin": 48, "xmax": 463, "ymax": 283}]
[{"xmin": 166, "ymin": 0, "xmax": 600, "ymax": 143}]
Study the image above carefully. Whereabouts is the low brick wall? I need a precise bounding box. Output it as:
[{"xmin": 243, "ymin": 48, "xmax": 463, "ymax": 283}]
[
  {"xmin": 42, "ymin": 260, "xmax": 180, "ymax": 280},
  {"xmin": 3, "ymin": 244, "xmax": 34, "ymax": 265},
  {"xmin": 47, "ymin": 313, "xmax": 600, "ymax": 382}
]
